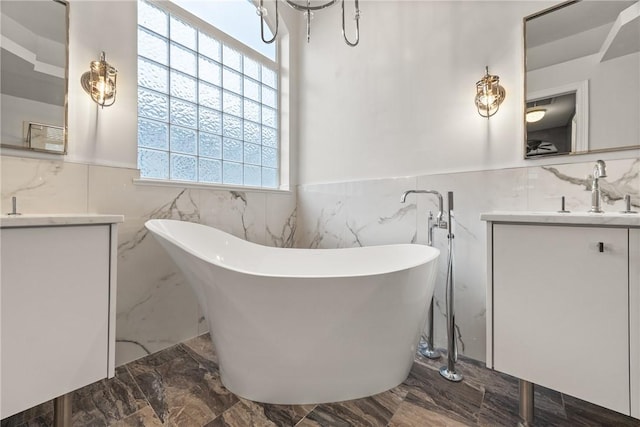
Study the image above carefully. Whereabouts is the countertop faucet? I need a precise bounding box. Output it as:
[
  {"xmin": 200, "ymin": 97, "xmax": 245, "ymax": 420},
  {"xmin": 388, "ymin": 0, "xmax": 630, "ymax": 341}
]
[{"xmin": 589, "ymin": 160, "xmax": 607, "ymax": 213}]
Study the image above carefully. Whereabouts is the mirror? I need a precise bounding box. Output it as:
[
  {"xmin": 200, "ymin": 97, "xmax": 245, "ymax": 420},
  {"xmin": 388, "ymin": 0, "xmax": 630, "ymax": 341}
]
[
  {"xmin": 524, "ymin": 0, "xmax": 640, "ymax": 159},
  {"xmin": 1, "ymin": 0, "xmax": 68, "ymax": 154}
]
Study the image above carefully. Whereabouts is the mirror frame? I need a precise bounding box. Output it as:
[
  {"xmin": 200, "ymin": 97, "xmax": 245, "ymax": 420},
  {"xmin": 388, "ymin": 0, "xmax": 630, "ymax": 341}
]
[
  {"xmin": 0, "ymin": 0, "xmax": 69, "ymax": 155},
  {"xmin": 523, "ymin": 0, "xmax": 640, "ymax": 159}
]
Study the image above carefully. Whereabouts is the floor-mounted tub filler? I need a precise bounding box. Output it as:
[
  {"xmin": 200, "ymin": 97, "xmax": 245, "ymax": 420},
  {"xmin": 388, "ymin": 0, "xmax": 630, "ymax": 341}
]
[
  {"xmin": 400, "ymin": 190, "xmax": 463, "ymax": 382},
  {"xmin": 145, "ymin": 219, "xmax": 440, "ymax": 405}
]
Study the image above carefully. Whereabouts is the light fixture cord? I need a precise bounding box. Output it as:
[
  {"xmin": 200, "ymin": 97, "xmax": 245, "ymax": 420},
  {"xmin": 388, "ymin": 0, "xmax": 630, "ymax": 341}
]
[
  {"xmin": 258, "ymin": 0, "xmax": 278, "ymax": 44},
  {"xmin": 306, "ymin": 0, "xmax": 312, "ymax": 43},
  {"xmin": 341, "ymin": 0, "xmax": 360, "ymax": 46}
]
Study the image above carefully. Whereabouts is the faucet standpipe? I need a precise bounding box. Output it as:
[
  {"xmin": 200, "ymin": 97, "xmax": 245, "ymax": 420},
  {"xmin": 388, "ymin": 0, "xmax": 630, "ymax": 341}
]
[
  {"xmin": 7, "ymin": 196, "xmax": 21, "ymax": 216},
  {"xmin": 400, "ymin": 190, "xmax": 463, "ymax": 381},
  {"xmin": 400, "ymin": 190, "xmax": 445, "ymax": 361},
  {"xmin": 621, "ymin": 194, "xmax": 638, "ymax": 214},
  {"xmin": 588, "ymin": 160, "xmax": 607, "ymax": 213},
  {"xmin": 558, "ymin": 196, "xmax": 570, "ymax": 213}
]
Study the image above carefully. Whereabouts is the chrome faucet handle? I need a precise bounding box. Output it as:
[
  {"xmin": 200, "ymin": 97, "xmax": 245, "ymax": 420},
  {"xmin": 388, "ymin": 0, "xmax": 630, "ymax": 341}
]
[
  {"xmin": 621, "ymin": 195, "xmax": 638, "ymax": 214},
  {"xmin": 7, "ymin": 196, "xmax": 21, "ymax": 216}
]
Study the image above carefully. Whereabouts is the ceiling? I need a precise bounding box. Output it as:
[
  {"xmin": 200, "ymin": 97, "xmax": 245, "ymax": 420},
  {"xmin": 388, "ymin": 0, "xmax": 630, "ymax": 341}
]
[
  {"xmin": 527, "ymin": 1, "xmax": 635, "ymax": 48},
  {"xmin": 526, "ymin": 1, "xmax": 638, "ymax": 70},
  {"xmin": 0, "ymin": 0, "xmax": 66, "ymax": 106},
  {"xmin": 0, "ymin": 1, "xmax": 66, "ymax": 43},
  {"xmin": 525, "ymin": 1, "xmax": 639, "ymax": 133}
]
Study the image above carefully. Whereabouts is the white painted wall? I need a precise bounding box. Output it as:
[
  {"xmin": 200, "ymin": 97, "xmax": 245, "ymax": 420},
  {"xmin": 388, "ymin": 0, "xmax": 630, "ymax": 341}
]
[
  {"xmin": 297, "ymin": 0, "xmax": 639, "ymax": 185},
  {"xmin": 67, "ymin": 0, "xmax": 139, "ymax": 168}
]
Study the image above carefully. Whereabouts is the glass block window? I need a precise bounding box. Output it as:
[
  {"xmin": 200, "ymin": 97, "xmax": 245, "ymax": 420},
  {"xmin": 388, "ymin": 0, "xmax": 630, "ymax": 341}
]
[{"xmin": 137, "ymin": 0, "xmax": 279, "ymax": 188}]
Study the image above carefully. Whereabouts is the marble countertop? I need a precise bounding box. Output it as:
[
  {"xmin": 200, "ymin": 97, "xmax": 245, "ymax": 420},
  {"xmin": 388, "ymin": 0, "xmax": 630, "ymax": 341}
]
[
  {"xmin": 480, "ymin": 211, "xmax": 640, "ymax": 227},
  {"xmin": 0, "ymin": 214, "xmax": 125, "ymax": 228}
]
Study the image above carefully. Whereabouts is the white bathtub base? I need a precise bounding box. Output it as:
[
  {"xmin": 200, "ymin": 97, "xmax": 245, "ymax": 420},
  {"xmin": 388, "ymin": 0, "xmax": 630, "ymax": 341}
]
[{"xmin": 220, "ymin": 368, "xmax": 412, "ymax": 405}]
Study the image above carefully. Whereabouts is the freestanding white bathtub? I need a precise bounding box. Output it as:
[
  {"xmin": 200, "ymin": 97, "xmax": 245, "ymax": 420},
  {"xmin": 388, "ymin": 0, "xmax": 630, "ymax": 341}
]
[{"xmin": 145, "ymin": 219, "xmax": 439, "ymax": 404}]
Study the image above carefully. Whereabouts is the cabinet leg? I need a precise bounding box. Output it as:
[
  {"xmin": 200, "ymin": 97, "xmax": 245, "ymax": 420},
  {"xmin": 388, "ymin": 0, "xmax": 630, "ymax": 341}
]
[
  {"xmin": 518, "ymin": 379, "xmax": 534, "ymax": 426},
  {"xmin": 53, "ymin": 393, "xmax": 72, "ymax": 427}
]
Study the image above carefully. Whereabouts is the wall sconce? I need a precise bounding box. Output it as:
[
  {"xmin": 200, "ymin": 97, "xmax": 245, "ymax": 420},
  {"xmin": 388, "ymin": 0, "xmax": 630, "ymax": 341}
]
[
  {"xmin": 81, "ymin": 51, "xmax": 117, "ymax": 108},
  {"xmin": 475, "ymin": 66, "xmax": 506, "ymax": 118}
]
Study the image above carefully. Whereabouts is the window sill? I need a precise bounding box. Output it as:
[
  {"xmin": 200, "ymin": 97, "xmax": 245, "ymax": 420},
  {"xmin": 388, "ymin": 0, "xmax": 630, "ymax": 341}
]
[{"xmin": 133, "ymin": 178, "xmax": 291, "ymax": 194}]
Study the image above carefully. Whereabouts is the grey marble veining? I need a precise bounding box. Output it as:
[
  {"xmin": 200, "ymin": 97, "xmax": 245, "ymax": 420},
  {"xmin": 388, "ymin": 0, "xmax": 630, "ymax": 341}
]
[
  {"xmin": 1, "ymin": 157, "xmax": 89, "ymax": 214},
  {"xmin": 127, "ymin": 345, "xmax": 238, "ymax": 425},
  {"xmin": 115, "ymin": 340, "xmax": 152, "ymax": 357},
  {"xmin": 302, "ymin": 387, "xmax": 405, "ymax": 427},
  {"xmin": 378, "ymin": 203, "xmax": 415, "ymax": 225},
  {"xmin": 542, "ymin": 158, "xmax": 639, "ymax": 207},
  {"xmin": 117, "ymin": 188, "xmax": 200, "ymax": 257},
  {"xmin": 228, "ymin": 191, "xmax": 250, "ymax": 240},
  {"xmin": 70, "ymin": 367, "xmax": 148, "ymax": 426},
  {"xmin": 2, "ymin": 158, "xmax": 66, "ymax": 196},
  {"xmin": 297, "ymin": 177, "xmax": 418, "ymax": 250},
  {"xmin": 529, "ymin": 158, "xmax": 639, "ymax": 212},
  {"xmin": 304, "ymin": 201, "xmax": 345, "ymax": 249},
  {"xmin": 266, "ymin": 207, "xmax": 297, "ymax": 248},
  {"xmin": 205, "ymin": 399, "xmax": 313, "ymax": 427}
]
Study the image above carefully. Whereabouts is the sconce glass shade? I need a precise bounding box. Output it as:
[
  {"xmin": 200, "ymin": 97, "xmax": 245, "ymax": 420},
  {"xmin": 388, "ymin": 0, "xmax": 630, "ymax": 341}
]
[
  {"xmin": 526, "ymin": 109, "xmax": 546, "ymax": 123},
  {"xmin": 81, "ymin": 52, "xmax": 117, "ymax": 108},
  {"xmin": 475, "ymin": 66, "xmax": 506, "ymax": 118}
]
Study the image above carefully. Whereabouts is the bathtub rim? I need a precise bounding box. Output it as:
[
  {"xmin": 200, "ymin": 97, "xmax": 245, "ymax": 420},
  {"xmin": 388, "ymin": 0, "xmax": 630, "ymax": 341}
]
[{"xmin": 145, "ymin": 219, "xmax": 440, "ymax": 279}]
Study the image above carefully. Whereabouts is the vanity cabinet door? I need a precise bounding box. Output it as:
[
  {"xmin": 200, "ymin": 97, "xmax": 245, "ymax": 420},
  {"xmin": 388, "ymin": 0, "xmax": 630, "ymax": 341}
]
[
  {"xmin": 492, "ymin": 224, "xmax": 629, "ymax": 415},
  {"xmin": 0, "ymin": 225, "xmax": 110, "ymax": 418},
  {"xmin": 631, "ymin": 228, "xmax": 640, "ymax": 419}
]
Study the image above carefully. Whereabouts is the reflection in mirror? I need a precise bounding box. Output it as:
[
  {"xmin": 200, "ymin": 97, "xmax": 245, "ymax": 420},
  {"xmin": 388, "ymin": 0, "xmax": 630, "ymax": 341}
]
[
  {"xmin": 527, "ymin": 93, "xmax": 576, "ymax": 157},
  {"xmin": 524, "ymin": 0, "xmax": 640, "ymax": 159},
  {"xmin": 526, "ymin": 79, "xmax": 588, "ymax": 158},
  {"xmin": 0, "ymin": 0, "xmax": 68, "ymax": 154}
]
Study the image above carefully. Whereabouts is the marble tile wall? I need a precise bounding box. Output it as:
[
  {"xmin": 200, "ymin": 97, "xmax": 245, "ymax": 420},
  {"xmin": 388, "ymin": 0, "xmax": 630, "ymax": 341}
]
[
  {"xmin": 1, "ymin": 156, "xmax": 297, "ymax": 366},
  {"xmin": 296, "ymin": 158, "xmax": 640, "ymax": 362}
]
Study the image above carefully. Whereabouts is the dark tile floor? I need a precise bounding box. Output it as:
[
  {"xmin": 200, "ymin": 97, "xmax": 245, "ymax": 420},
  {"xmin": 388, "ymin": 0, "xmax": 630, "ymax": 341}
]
[{"xmin": 2, "ymin": 334, "xmax": 639, "ymax": 426}]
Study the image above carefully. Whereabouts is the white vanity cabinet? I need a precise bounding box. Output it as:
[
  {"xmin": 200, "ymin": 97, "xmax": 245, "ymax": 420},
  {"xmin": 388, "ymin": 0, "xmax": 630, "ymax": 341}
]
[
  {"xmin": 482, "ymin": 212, "xmax": 640, "ymax": 419},
  {"xmin": 0, "ymin": 214, "xmax": 123, "ymax": 419}
]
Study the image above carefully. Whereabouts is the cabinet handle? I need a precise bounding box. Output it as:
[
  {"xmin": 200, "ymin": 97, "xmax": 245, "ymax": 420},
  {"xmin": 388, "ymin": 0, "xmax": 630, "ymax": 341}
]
[{"xmin": 598, "ymin": 242, "xmax": 604, "ymax": 252}]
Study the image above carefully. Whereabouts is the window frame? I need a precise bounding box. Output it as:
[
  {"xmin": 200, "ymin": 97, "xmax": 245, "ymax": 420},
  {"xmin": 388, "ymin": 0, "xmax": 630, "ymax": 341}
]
[{"xmin": 136, "ymin": 0, "xmax": 283, "ymax": 190}]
